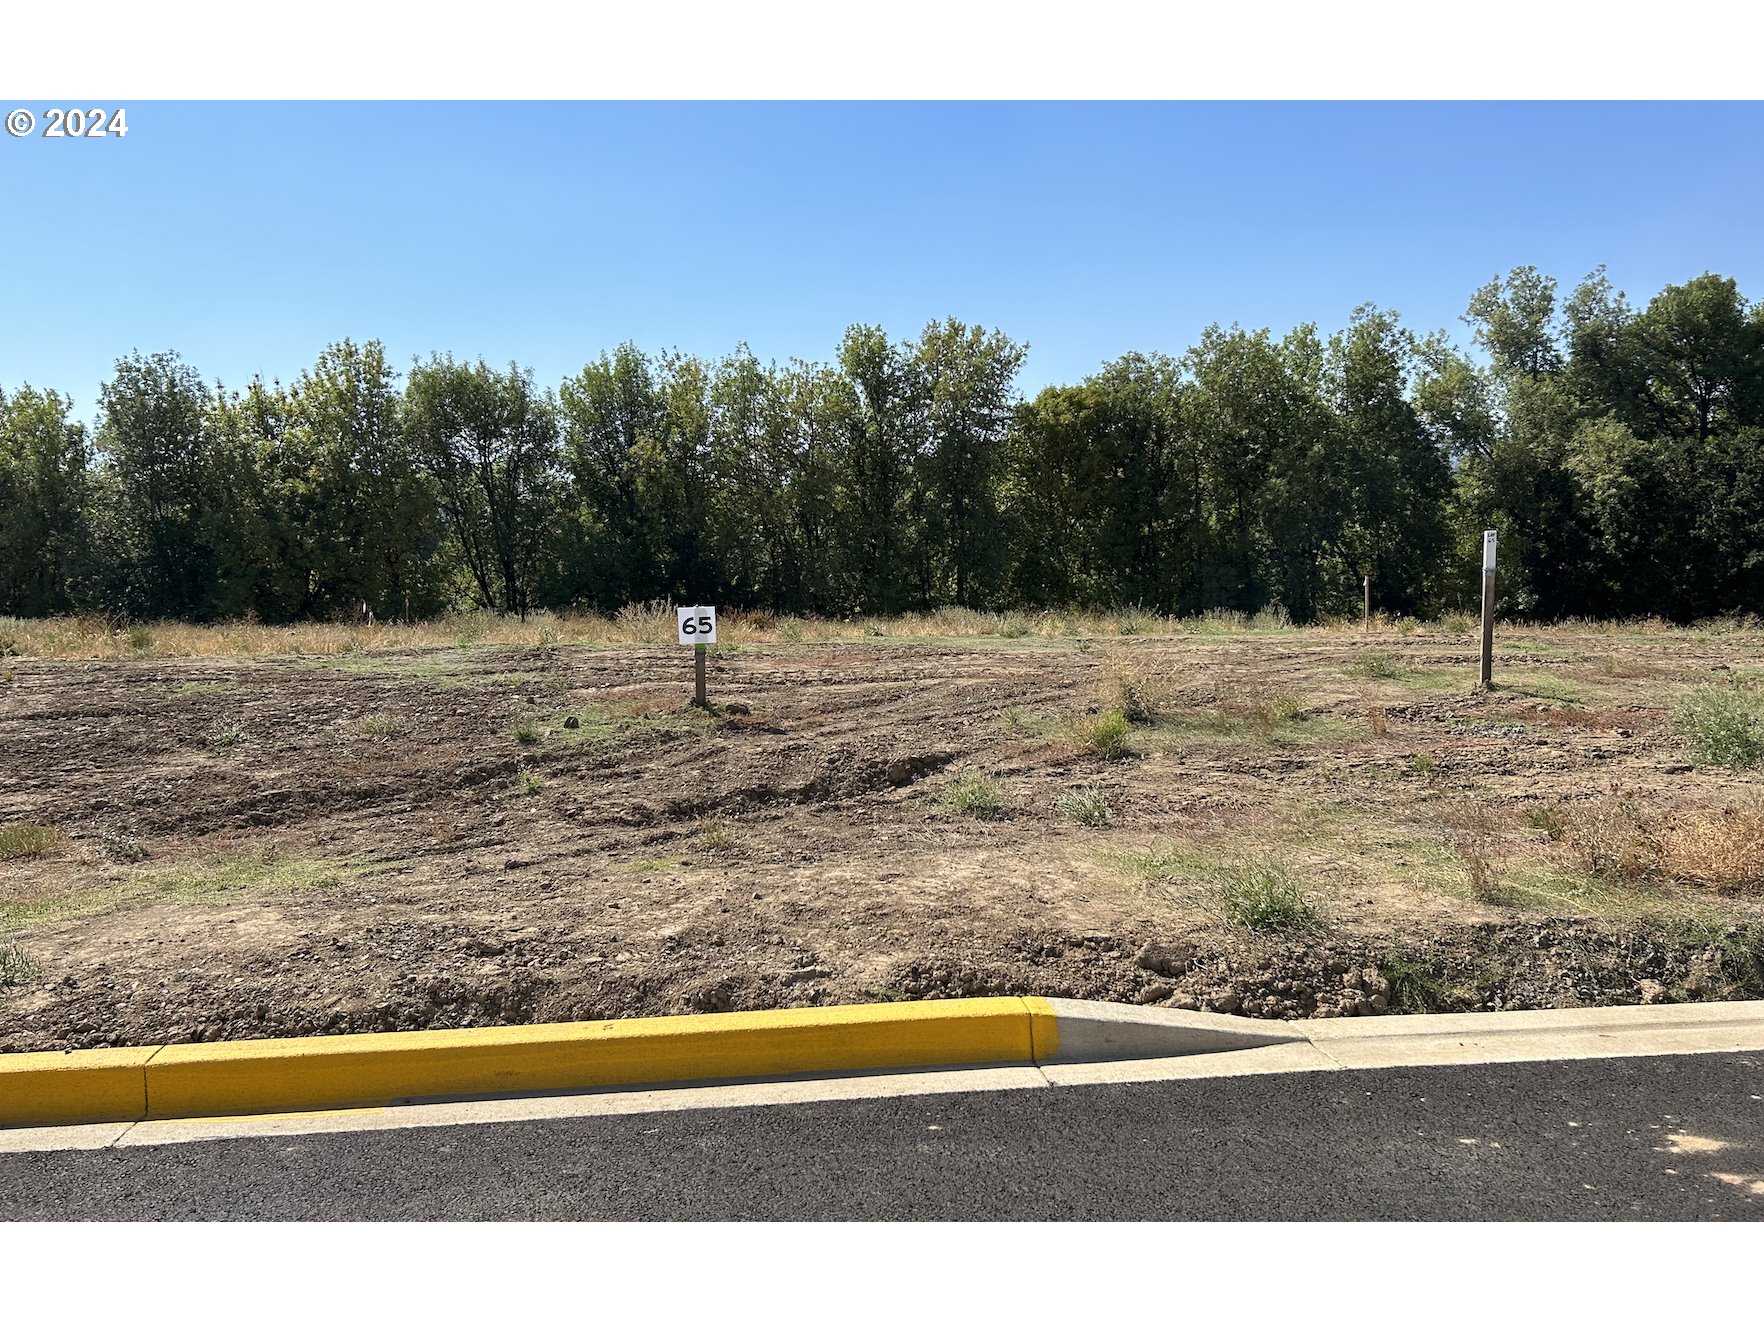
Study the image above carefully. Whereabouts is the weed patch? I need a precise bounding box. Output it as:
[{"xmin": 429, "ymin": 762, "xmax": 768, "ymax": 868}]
[
  {"xmin": 939, "ymin": 773, "xmax": 1006, "ymax": 819},
  {"xmin": 1076, "ymin": 710, "xmax": 1131, "ymax": 759},
  {"xmin": 1658, "ymin": 800, "xmax": 1764, "ymax": 893},
  {"xmin": 1561, "ymin": 796, "xmax": 1661, "ymax": 886},
  {"xmin": 1671, "ymin": 685, "xmax": 1764, "ymax": 768},
  {"xmin": 1214, "ymin": 859, "xmax": 1318, "ymax": 932},
  {"xmin": 359, "ymin": 712, "xmax": 413, "ymax": 739},
  {"xmin": 0, "ymin": 939, "xmax": 41, "ymax": 986},
  {"xmin": 1436, "ymin": 798, "xmax": 1504, "ymax": 902},
  {"xmin": 0, "ymin": 823, "xmax": 65, "ymax": 861},
  {"xmin": 1099, "ymin": 652, "xmax": 1178, "ymax": 722},
  {"xmin": 1055, "ymin": 788, "xmax": 1111, "ymax": 827},
  {"xmin": 1346, "ymin": 651, "xmax": 1405, "ymax": 679},
  {"xmin": 1, "ymin": 846, "xmax": 359, "ymax": 932},
  {"xmin": 1380, "ymin": 955, "xmax": 1448, "ymax": 1013}
]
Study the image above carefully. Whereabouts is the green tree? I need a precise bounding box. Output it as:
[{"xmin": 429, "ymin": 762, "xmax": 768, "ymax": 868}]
[
  {"xmin": 912, "ymin": 319, "xmax": 1026, "ymax": 607},
  {"xmin": 557, "ymin": 344, "xmax": 663, "ymax": 606},
  {"xmin": 405, "ymin": 357, "xmax": 560, "ymax": 617},
  {"xmin": 830, "ymin": 325, "xmax": 923, "ymax": 613},
  {"xmin": 0, "ymin": 385, "xmax": 91, "ymax": 615},
  {"xmin": 94, "ymin": 351, "xmax": 225, "ymax": 617},
  {"xmin": 1327, "ymin": 307, "xmax": 1452, "ymax": 617},
  {"xmin": 1003, "ymin": 354, "xmax": 1182, "ymax": 609},
  {"xmin": 288, "ymin": 341, "xmax": 445, "ymax": 619}
]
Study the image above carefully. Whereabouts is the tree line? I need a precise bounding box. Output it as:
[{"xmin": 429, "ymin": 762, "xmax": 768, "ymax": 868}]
[{"xmin": 3, "ymin": 267, "xmax": 1762, "ymax": 625}]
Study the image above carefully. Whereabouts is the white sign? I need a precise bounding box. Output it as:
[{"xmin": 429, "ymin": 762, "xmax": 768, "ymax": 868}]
[
  {"xmin": 675, "ymin": 605, "xmax": 717, "ymax": 645},
  {"xmin": 1482, "ymin": 529, "xmax": 1498, "ymax": 574}
]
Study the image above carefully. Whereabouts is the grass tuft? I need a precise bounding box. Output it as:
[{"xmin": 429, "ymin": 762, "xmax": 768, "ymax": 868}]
[
  {"xmin": 1055, "ymin": 788, "xmax": 1111, "ymax": 827},
  {"xmin": 1214, "ymin": 858, "xmax": 1318, "ymax": 932},
  {"xmin": 1380, "ymin": 956, "xmax": 1448, "ymax": 1013},
  {"xmin": 1346, "ymin": 651, "xmax": 1405, "ymax": 679},
  {"xmin": 359, "ymin": 712, "xmax": 414, "ymax": 739},
  {"xmin": 1099, "ymin": 652, "xmax": 1178, "ymax": 722},
  {"xmin": 0, "ymin": 823, "xmax": 65, "ymax": 861},
  {"xmin": 1076, "ymin": 710, "xmax": 1132, "ymax": 759},
  {"xmin": 0, "ymin": 939, "xmax": 41, "ymax": 987},
  {"xmin": 939, "ymin": 772, "xmax": 1005, "ymax": 819}
]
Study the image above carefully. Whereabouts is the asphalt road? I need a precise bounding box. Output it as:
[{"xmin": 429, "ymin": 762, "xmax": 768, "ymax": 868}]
[{"xmin": 3, "ymin": 1053, "xmax": 1762, "ymax": 1219}]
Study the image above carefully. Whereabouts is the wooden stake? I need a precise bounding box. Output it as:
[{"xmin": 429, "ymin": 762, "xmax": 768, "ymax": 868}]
[
  {"xmin": 1363, "ymin": 574, "xmax": 1371, "ymax": 633},
  {"xmin": 694, "ymin": 642, "xmax": 707, "ymax": 708}
]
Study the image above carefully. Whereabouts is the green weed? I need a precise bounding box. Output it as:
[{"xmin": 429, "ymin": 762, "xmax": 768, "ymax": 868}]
[
  {"xmin": 1380, "ymin": 956, "xmax": 1448, "ymax": 1013},
  {"xmin": 1346, "ymin": 651, "xmax": 1405, "ymax": 679},
  {"xmin": 940, "ymin": 772, "xmax": 1005, "ymax": 818},
  {"xmin": 1671, "ymin": 685, "xmax": 1764, "ymax": 769},
  {"xmin": 359, "ymin": 712, "xmax": 413, "ymax": 739},
  {"xmin": 1056, "ymin": 788, "xmax": 1111, "ymax": 827},
  {"xmin": 0, "ymin": 823, "xmax": 65, "ymax": 861},
  {"xmin": 1214, "ymin": 859, "xmax": 1318, "ymax": 932},
  {"xmin": 1079, "ymin": 710, "xmax": 1132, "ymax": 759},
  {"xmin": 0, "ymin": 939, "xmax": 41, "ymax": 987}
]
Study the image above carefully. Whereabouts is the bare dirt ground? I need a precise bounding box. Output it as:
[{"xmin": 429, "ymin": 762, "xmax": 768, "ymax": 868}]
[{"xmin": 3, "ymin": 624, "xmax": 1762, "ymax": 1052}]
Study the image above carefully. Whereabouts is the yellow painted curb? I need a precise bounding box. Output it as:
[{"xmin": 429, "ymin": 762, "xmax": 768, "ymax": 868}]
[
  {"xmin": 1025, "ymin": 995, "xmax": 1060, "ymax": 1061},
  {"xmin": 0, "ymin": 997, "xmax": 1045, "ymax": 1126},
  {"xmin": 147, "ymin": 997, "xmax": 1038, "ymax": 1119},
  {"xmin": 0, "ymin": 1046, "xmax": 156, "ymax": 1127}
]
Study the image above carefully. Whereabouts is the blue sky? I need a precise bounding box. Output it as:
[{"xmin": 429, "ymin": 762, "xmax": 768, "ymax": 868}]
[{"xmin": 3, "ymin": 101, "xmax": 1761, "ymax": 418}]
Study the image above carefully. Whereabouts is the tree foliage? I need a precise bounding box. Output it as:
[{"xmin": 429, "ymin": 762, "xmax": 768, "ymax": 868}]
[{"xmin": 7, "ymin": 276, "xmax": 1764, "ymax": 625}]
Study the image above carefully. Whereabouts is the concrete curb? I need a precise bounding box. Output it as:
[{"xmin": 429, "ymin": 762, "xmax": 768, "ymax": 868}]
[{"xmin": 0, "ymin": 996, "xmax": 1300, "ymax": 1128}]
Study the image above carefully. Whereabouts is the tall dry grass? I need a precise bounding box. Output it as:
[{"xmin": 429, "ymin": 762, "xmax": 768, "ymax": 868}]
[{"xmin": 2, "ymin": 604, "xmax": 1759, "ymax": 663}]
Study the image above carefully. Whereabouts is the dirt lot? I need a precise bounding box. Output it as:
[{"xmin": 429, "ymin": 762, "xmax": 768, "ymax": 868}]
[{"xmin": 3, "ymin": 622, "xmax": 1763, "ymax": 1052}]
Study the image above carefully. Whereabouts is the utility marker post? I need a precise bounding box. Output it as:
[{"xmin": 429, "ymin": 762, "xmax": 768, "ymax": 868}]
[
  {"xmin": 676, "ymin": 606, "xmax": 718, "ymax": 708},
  {"xmin": 1362, "ymin": 573, "xmax": 1371, "ymax": 633},
  {"xmin": 1479, "ymin": 530, "xmax": 1497, "ymax": 690}
]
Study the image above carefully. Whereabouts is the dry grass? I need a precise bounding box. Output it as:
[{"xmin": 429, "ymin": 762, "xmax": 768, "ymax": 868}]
[
  {"xmin": 0, "ymin": 823, "xmax": 66, "ymax": 862},
  {"xmin": 1435, "ymin": 798, "xmax": 1504, "ymax": 902},
  {"xmin": 1097, "ymin": 649, "xmax": 1180, "ymax": 723},
  {"xmin": 1559, "ymin": 795, "xmax": 1662, "ymax": 885},
  {"xmin": 358, "ymin": 712, "xmax": 414, "ymax": 740},
  {"xmin": 5, "ymin": 608, "xmax": 1762, "ymax": 662},
  {"xmin": 1660, "ymin": 801, "xmax": 1764, "ymax": 893}
]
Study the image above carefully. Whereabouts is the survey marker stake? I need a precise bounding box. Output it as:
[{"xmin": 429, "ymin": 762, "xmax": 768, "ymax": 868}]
[
  {"xmin": 1479, "ymin": 529, "xmax": 1497, "ymax": 690},
  {"xmin": 677, "ymin": 605, "xmax": 717, "ymax": 708}
]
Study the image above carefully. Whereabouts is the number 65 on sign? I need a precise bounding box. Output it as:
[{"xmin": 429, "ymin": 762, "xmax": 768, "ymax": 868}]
[{"xmin": 676, "ymin": 607, "xmax": 717, "ymax": 645}]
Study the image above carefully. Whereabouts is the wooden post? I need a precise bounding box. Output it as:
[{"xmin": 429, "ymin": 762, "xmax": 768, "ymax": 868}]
[
  {"xmin": 1479, "ymin": 529, "xmax": 1497, "ymax": 690},
  {"xmin": 1362, "ymin": 574, "xmax": 1371, "ymax": 633},
  {"xmin": 694, "ymin": 642, "xmax": 707, "ymax": 708}
]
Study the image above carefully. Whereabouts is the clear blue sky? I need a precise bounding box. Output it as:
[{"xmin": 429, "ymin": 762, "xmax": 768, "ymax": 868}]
[{"xmin": 4, "ymin": 101, "xmax": 1761, "ymax": 419}]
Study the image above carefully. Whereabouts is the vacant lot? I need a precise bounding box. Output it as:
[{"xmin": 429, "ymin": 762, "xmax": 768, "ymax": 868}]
[{"xmin": 3, "ymin": 613, "xmax": 1763, "ymax": 1051}]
